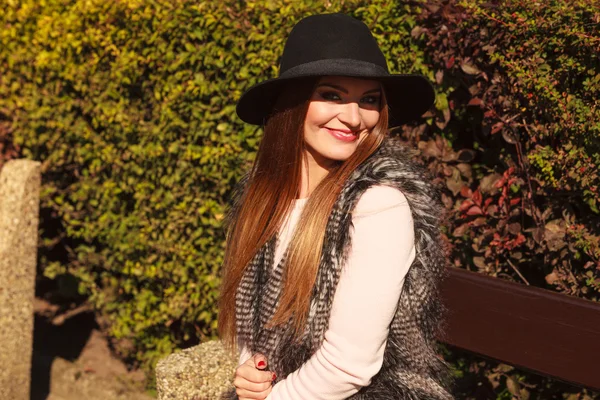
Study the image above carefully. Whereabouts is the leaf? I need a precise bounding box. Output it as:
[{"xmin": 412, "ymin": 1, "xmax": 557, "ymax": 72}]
[
  {"xmin": 545, "ymin": 219, "xmax": 565, "ymax": 240},
  {"xmin": 491, "ymin": 121, "xmax": 504, "ymax": 135},
  {"xmin": 467, "ymin": 97, "xmax": 483, "ymax": 107},
  {"xmin": 527, "ymin": 227, "xmax": 544, "ymax": 244},
  {"xmin": 453, "ymin": 223, "xmax": 469, "ymax": 237},
  {"xmin": 467, "ymin": 205, "xmax": 483, "ymax": 215},
  {"xmin": 482, "ymin": 44, "xmax": 497, "ymax": 54},
  {"xmin": 460, "ymin": 185, "xmax": 472, "ymax": 198},
  {"xmin": 410, "ymin": 26, "xmax": 424, "ymax": 38},
  {"xmin": 496, "ymin": 364, "xmax": 514, "ymax": 373},
  {"xmin": 441, "ymin": 193, "xmax": 454, "ymax": 209},
  {"xmin": 486, "ymin": 204, "xmax": 498, "ymax": 216},
  {"xmin": 436, "ymin": 93, "xmax": 449, "ymax": 111},
  {"xmin": 506, "ymin": 376, "xmax": 521, "ymax": 396},
  {"xmin": 545, "ymin": 220, "xmax": 566, "ymax": 251},
  {"xmin": 460, "ymin": 60, "xmax": 481, "ymax": 75},
  {"xmin": 442, "ymin": 107, "xmax": 451, "ymax": 123},
  {"xmin": 473, "ymin": 256, "xmax": 486, "ymax": 270},
  {"xmin": 545, "ymin": 271, "xmax": 559, "ymax": 285},
  {"xmin": 435, "ymin": 119, "xmax": 447, "ymax": 131},
  {"xmin": 456, "ymin": 163, "xmax": 472, "ymax": 179},
  {"xmin": 446, "ymin": 176, "xmax": 463, "ymax": 196},
  {"xmin": 502, "ymin": 129, "xmax": 518, "ymax": 144},
  {"xmin": 472, "ymin": 190, "xmax": 482, "ymax": 206},
  {"xmin": 460, "ymin": 199, "xmax": 474, "ymax": 212},
  {"xmin": 472, "ymin": 217, "xmax": 487, "ymax": 227},
  {"xmin": 419, "ymin": 140, "xmax": 442, "ymax": 158},
  {"xmin": 445, "ymin": 167, "xmax": 463, "ymax": 195},
  {"xmin": 508, "ymin": 222, "xmax": 522, "ymax": 235},
  {"xmin": 435, "ymin": 70, "xmax": 444, "ymax": 84}
]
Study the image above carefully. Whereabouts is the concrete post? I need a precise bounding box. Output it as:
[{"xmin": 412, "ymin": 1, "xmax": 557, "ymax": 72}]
[
  {"xmin": 0, "ymin": 159, "xmax": 41, "ymax": 400},
  {"xmin": 156, "ymin": 340, "xmax": 237, "ymax": 400}
]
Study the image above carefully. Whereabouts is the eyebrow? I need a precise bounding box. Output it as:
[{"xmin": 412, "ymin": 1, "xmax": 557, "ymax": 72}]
[{"xmin": 316, "ymin": 83, "xmax": 381, "ymax": 95}]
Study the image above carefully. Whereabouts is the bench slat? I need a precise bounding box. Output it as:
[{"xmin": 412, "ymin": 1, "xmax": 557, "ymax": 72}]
[{"xmin": 439, "ymin": 267, "xmax": 600, "ymax": 391}]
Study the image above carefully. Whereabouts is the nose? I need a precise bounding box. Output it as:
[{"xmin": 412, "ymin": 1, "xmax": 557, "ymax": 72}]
[{"xmin": 338, "ymin": 101, "xmax": 361, "ymax": 129}]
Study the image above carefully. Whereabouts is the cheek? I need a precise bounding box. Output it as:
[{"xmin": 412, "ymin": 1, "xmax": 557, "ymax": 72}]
[
  {"xmin": 362, "ymin": 109, "xmax": 381, "ymax": 130},
  {"xmin": 305, "ymin": 102, "xmax": 334, "ymax": 128}
]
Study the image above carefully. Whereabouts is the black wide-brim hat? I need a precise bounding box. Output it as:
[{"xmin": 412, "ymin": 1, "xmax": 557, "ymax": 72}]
[{"xmin": 236, "ymin": 13, "xmax": 435, "ymax": 126}]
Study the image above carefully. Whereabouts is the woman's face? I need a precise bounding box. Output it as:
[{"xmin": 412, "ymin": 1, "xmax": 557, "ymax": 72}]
[{"xmin": 303, "ymin": 76, "xmax": 382, "ymax": 166}]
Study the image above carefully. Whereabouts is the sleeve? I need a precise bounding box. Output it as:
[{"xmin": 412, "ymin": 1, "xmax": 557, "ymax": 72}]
[
  {"xmin": 266, "ymin": 185, "xmax": 416, "ymax": 399},
  {"xmin": 239, "ymin": 344, "xmax": 252, "ymax": 366}
]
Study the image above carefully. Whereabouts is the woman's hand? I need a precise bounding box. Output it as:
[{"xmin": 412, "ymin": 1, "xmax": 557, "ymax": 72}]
[{"xmin": 233, "ymin": 353, "xmax": 275, "ymax": 400}]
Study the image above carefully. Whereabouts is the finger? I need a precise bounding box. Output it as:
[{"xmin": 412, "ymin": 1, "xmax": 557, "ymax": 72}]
[
  {"xmin": 236, "ymin": 364, "xmax": 274, "ymax": 383},
  {"xmin": 233, "ymin": 376, "xmax": 272, "ymax": 392},
  {"xmin": 236, "ymin": 386, "xmax": 272, "ymax": 400},
  {"xmin": 253, "ymin": 353, "xmax": 268, "ymax": 370}
]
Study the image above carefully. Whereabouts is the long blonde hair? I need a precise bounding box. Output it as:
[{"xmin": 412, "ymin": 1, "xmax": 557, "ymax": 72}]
[{"xmin": 219, "ymin": 78, "xmax": 389, "ymax": 346}]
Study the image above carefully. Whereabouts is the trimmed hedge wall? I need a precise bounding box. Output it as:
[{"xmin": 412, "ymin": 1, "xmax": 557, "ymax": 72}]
[
  {"xmin": 1, "ymin": 0, "xmax": 430, "ymax": 372},
  {"xmin": 1, "ymin": 0, "xmax": 598, "ymax": 397}
]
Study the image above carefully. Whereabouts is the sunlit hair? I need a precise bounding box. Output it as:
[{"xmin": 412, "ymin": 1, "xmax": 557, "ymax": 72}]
[{"xmin": 219, "ymin": 78, "xmax": 389, "ymax": 347}]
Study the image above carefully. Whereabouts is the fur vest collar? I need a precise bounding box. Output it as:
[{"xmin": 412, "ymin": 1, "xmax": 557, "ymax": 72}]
[{"xmin": 229, "ymin": 138, "xmax": 453, "ymax": 399}]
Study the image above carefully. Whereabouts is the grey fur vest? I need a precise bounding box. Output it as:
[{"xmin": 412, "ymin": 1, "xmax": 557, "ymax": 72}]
[{"xmin": 226, "ymin": 138, "xmax": 453, "ymax": 399}]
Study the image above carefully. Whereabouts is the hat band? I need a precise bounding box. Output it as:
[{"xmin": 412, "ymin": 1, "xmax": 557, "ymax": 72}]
[{"xmin": 279, "ymin": 58, "xmax": 390, "ymax": 79}]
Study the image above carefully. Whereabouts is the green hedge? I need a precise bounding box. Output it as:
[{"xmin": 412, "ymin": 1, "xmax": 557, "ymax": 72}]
[
  {"xmin": 0, "ymin": 0, "xmax": 430, "ymax": 372},
  {"xmin": 1, "ymin": 0, "xmax": 598, "ymax": 397}
]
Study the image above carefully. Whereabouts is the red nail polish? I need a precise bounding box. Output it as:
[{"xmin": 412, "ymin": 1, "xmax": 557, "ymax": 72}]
[
  {"xmin": 257, "ymin": 360, "xmax": 266, "ymax": 368},
  {"xmin": 272, "ymin": 372, "xmax": 277, "ymax": 381}
]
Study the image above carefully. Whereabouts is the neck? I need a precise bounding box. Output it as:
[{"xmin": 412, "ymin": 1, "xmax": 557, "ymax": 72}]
[{"xmin": 298, "ymin": 146, "xmax": 336, "ymax": 199}]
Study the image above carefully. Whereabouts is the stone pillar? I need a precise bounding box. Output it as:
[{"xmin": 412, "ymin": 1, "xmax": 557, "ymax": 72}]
[
  {"xmin": 156, "ymin": 340, "xmax": 237, "ymax": 400},
  {"xmin": 0, "ymin": 160, "xmax": 41, "ymax": 400}
]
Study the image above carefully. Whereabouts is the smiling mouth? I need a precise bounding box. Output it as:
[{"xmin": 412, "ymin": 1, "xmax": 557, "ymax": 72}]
[
  {"xmin": 324, "ymin": 127, "xmax": 360, "ymax": 142},
  {"xmin": 325, "ymin": 127, "xmax": 358, "ymax": 135}
]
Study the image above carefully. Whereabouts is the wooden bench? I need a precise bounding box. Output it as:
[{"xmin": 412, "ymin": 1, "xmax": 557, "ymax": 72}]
[
  {"xmin": 440, "ymin": 267, "xmax": 600, "ymax": 391},
  {"xmin": 156, "ymin": 266, "xmax": 600, "ymax": 398}
]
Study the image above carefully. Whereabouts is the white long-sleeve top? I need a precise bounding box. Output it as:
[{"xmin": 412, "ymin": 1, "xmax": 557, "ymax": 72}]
[{"xmin": 238, "ymin": 185, "xmax": 415, "ymax": 399}]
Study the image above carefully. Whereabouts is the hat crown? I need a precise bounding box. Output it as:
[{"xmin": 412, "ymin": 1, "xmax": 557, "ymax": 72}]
[
  {"xmin": 279, "ymin": 13, "xmax": 388, "ymax": 76},
  {"xmin": 236, "ymin": 13, "xmax": 435, "ymax": 126}
]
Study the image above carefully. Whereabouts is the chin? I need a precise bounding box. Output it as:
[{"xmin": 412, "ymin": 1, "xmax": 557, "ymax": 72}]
[{"xmin": 323, "ymin": 147, "xmax": 358, "ymax": 161}]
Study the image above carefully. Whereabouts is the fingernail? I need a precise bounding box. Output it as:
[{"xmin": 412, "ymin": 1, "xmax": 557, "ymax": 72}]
[
  {"xmin": 272, "ymin": 372, "xmax": 277, "ymax": 381},
  {"xmin": 257, "ymin": 360, "xmax": 266, "ymax": 368}
]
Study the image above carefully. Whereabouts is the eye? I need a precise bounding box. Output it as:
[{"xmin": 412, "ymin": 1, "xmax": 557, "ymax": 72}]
[
  {"xmin": 318, "ymin": 91, "xmax": 342, "ymax": 101},
  {"xmin": 361, "ymin": 95, "xmax": 381, "ymax": 105}
]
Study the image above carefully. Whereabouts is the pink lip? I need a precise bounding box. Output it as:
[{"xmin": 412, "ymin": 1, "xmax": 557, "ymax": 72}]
[{"xmin": 324, "ymin": 127, "xmax": 359, "ymax": 142}]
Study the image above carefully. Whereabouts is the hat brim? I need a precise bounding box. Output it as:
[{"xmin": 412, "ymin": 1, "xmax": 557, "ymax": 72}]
[{"xmin": 236, "ymin": 67, "xmax": 435, "ymax": 126}]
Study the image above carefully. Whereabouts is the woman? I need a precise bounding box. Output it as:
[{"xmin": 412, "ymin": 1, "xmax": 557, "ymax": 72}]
[{"xmin": 219, "ymin": 13, "xmax": 453, "ymax": 400}]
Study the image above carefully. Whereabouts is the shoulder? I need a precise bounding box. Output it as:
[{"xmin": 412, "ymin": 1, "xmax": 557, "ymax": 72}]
[
  {"xmin": 365, "ymin": 137, "xmax": 419, "ymax": 170},
  {"xmin": 349, "ymin": 186, "xmax": 415, "ymax": 253},
  {"xmin": 354, "ymin": 137, "xmax": 433, "ymax": 196},
  {"xmin": 353, "ymin": 185, "xmax": 410, "ymax": 219}
]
